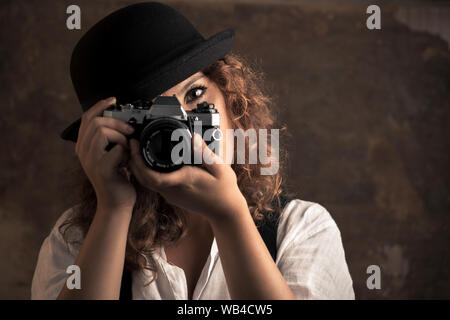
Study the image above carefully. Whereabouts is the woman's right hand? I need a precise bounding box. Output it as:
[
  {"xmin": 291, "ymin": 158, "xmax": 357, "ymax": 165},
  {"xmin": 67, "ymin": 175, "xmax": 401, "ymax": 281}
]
[{"xmin": 75, "ymin": 97, "xmax": 137, "ymax": 212}]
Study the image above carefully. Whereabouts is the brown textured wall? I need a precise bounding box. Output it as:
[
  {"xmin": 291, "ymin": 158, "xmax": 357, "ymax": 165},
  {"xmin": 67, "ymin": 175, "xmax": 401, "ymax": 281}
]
[{"xmin": 0, "ymin": 0, "xmax": 449, "ymax": 299}]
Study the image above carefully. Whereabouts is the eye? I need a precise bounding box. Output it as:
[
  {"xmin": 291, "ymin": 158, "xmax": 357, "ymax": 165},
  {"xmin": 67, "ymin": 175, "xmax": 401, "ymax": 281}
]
[{"xmin": 185, "ymin": 85, "xmax": 207, "ymax": 104}]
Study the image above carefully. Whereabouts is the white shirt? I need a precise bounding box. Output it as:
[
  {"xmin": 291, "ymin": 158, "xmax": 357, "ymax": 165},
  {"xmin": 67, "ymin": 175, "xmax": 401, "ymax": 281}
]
[{"xmin": 31, "ymin": 199, "xmax": 355, "ymax": 300}]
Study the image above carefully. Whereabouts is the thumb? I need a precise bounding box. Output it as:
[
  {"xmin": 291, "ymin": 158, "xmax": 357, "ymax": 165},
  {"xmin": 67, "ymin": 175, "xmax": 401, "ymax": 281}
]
[{"xmin": 103, "ymin": 143, "xmax": 129, "ymax": 170}]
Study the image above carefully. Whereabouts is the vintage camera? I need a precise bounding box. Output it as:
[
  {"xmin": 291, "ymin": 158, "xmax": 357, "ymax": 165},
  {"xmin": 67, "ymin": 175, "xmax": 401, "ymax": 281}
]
[{"xmin": 103, "ymin": 95, "xmax": 221, "ymax": 172}]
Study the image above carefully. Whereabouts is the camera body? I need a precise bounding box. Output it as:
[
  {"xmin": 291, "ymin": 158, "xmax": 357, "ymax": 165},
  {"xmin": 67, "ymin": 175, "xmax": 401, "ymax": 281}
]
[{"xmin": 103, "ymin": 95, "xmax": 221, "ymax": 172}]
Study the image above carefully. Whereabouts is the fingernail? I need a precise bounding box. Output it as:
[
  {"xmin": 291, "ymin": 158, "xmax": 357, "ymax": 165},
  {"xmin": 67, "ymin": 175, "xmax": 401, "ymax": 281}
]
[
  {"xmin": 107, "ymin": 97, "xmax": 116, "ymax": 103},
  {"xmin": 126, "ymin": 125, "xmax": 134, "ymax": 133}
]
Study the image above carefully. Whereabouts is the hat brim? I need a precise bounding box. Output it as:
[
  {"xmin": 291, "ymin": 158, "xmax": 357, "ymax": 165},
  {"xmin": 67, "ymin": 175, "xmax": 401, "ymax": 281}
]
[{"xmin": 60, "ymin": 28, "xmax": 234, "ymax": 143}]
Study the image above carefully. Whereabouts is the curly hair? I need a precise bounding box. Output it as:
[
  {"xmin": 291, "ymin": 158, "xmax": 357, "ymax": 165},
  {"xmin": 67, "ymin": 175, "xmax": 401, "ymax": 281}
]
[{"xmin": 59, "ymin": 52, "xmax": 288, "ymax": 284}]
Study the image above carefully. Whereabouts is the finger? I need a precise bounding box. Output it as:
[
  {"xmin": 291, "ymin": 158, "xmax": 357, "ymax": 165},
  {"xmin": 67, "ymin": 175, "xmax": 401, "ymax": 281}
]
[
  {"xmin": 101, "ymin": 143, "xmax": 128, "ymax": 174},
  {"xmin": 129, "ymin": 139, "xmax": 184, "ymax": 190},
  {"xmin": 122, "ymin": 166, "xmax": 132, "ymax": 182},
  {"xmin": 87, "ymin": 127, "xmax": 129, "ymax": 163},
  {"xmin": 77, "ymin": 97, "xmax": 117, "ymax": 154},
  {"xmin": 82, "ymin": 117, "xmax": 134, "ymax": 154},
  {"xmin": 192, "ymin": 133, "xmax": 224, "ymax": 178},
  {"xmin": 83, "ymin": 97, "xmax": 116, "ymax": 123},
  {"xmin": 128, "ymin": 139, "xmax": 162, "ymax": 190}
]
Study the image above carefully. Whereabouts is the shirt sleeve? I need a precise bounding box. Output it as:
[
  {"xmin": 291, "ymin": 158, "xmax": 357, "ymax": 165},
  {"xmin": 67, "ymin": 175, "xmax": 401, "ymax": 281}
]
[
  {"xmin": 275, "ymin": 199, "xmax": 355, "ymax": 300},
  {"xmin": 31, "ymin": 206, "xmax": 82, "ymax": 300}
]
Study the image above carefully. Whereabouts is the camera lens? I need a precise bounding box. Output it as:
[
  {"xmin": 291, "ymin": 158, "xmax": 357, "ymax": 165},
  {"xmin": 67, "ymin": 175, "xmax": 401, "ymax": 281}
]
[{"xmin": 140, "ymin": 118, "xmax": 192, "ymax": 172}]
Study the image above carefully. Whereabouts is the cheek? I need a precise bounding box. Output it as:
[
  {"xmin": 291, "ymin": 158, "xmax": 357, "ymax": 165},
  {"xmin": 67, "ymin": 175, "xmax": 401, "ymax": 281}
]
[
  {"xmin": 213, "ymin": 95, "xmax": 232, "ymax": 131},
  {"xmin": 204, "ymin": 83, "xmax": 235, "ymax": 162},
  {"xmin": 214, "ymin": 100, "xmax": 235, "ymax": 163}
]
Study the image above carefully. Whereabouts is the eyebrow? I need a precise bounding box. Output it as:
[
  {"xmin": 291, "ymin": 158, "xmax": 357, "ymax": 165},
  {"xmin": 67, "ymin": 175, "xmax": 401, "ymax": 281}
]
[{"xmin": 178, "ymin": 74, "xmax": 205, "ymax": 96}]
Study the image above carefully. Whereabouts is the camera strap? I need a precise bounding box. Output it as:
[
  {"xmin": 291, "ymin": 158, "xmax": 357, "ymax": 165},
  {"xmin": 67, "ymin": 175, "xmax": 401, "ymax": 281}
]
[{"xmin": 119, "ymin": 194, "xmax": 291, "ymax": 300}]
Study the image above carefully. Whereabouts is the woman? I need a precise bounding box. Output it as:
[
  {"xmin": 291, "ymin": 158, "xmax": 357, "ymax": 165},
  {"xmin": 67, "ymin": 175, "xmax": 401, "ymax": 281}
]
[{"xmin": 31, "ymin": 2, "xmax": 354, "ymax": 300}]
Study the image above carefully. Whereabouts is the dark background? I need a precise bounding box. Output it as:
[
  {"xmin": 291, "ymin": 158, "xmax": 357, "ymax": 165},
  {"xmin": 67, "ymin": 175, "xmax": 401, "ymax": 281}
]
[{"xmin": 0, "ymin": 0, "xmax": 449, "ymax": 299}]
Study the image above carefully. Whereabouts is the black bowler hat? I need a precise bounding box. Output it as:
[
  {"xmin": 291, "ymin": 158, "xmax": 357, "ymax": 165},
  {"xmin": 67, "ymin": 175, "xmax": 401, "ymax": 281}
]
[{"xmin": 60, "ymin": 2, "xmax": 234, "ymax": 142}]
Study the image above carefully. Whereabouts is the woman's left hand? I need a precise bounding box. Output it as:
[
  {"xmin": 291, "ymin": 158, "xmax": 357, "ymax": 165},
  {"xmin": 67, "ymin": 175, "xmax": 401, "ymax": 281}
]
[{"xmin": 128, "ymin": 133, "xmax": 248, "ymax": 224}]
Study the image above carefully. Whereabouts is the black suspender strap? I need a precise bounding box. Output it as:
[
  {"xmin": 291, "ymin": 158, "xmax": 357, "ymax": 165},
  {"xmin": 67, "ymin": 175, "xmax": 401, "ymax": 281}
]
[
  {"xmin": 119, "ymin": 264, "xmax": 132, "ymax": 300},
  {"xmin": 255, "ymin": 194, "xmax": 291, "ymax": 261},
  {"xmin": 119, "ymin": 195, "xmax": 291, "ymax": 300}
]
